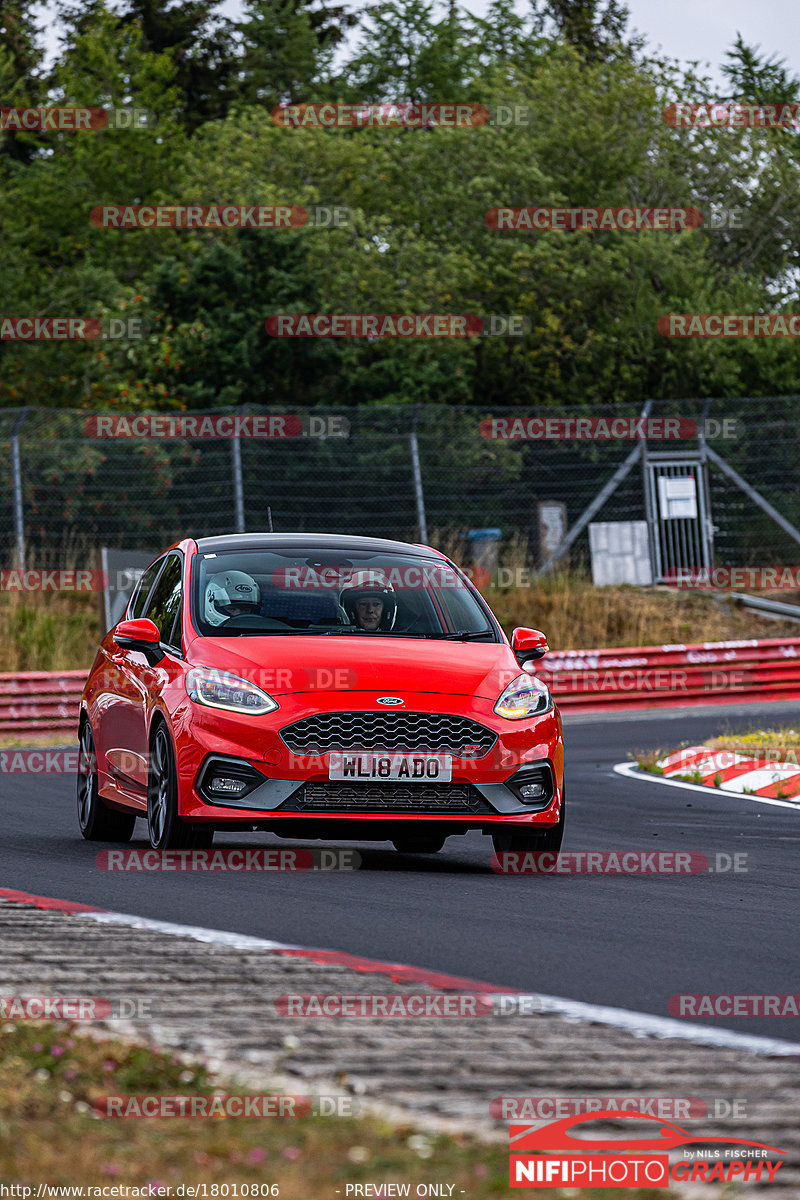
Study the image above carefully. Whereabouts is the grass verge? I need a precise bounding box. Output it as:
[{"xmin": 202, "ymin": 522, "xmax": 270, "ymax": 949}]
[
  {"xmin": 705, "ymin": 726, "xmax": 800, "ymax": 761},
  {"xmin": 0, "ymin": 1022, "xmax": 503, "ymax": 1192},
  {"xmin": 631, "ymin": 749, "xmax": 664, "ymax": 775},
  {"xmin": 0, "ymin": 1020, "xmax": 658, "ymax": 1197},
  {"xmin": 0, "ymin": 592, "xmax": 99, "ymax": 672}
]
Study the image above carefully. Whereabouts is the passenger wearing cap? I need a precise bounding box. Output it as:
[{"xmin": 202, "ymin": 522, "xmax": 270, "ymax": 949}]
[{"xmin": 338, "ymin": 570, "xmax": 397, "ymax": 632}]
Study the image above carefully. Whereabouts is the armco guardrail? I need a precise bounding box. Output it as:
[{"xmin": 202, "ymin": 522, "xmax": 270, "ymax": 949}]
[
  {"xmin": 3, "ymin": 636, "xmax": 800, "ymax": 737},
  {"xmin": 0, "ymin": 670, "xmax": 85, "ymax": 735},
  {"xmin": 540, "ymin": 636, "xmax": 800, "ymax": 712}
]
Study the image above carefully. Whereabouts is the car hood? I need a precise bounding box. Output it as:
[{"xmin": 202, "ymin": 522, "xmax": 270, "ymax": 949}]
[{"xmin": 185, "ymin": 634, "xmax": 525, "ymax": 699}]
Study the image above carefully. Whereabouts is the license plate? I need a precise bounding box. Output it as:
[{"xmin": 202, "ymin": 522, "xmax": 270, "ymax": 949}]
[{"xmin": 328, "ymin": 752, "xmax": 453, "ymax": 783}]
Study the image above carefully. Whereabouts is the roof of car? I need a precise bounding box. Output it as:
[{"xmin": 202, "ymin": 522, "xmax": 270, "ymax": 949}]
[{"xmin": 194, "ymin": 533, "xmax": 443, "ymax": 558}]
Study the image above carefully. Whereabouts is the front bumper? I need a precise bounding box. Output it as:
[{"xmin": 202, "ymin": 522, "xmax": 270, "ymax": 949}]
[
  {"xmin": 194, "ymin": 755, "xmax": 557, "ymax": 815},
  {"xmin": 173, "ymin": 691, "xmax": 563, "ymax": 828}
]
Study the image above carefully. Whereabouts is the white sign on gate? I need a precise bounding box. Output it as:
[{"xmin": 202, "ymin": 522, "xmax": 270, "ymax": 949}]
[{"xmin": 658, "ymin": 475, "xmax": 698, "ymax": 520}]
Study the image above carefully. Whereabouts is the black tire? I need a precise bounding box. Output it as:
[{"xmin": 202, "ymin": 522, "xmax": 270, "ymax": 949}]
[
  {"xmin": 492, "ymin": 788, "xmax": 565, "ymax": 855},
  {"xmin": 392, "ymin": 836, "xmax": 446, "ymax": 854},
  {"xmin": 77, "ymin": 720, "xmax": 136, "ymax": 842},
  {"xmin": 147, "ymin": 723, "xmax": 211, "ymax": 850}
]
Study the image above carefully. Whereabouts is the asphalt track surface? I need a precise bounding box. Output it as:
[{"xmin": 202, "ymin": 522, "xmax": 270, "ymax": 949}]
[{"xmin": 4, "ymin": 701, "xmax": 798, "ymax": 1043}]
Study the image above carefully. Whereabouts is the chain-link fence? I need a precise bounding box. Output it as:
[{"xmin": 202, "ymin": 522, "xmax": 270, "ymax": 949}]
[{"xmin": 2, "ymin": 398, "xmax": 800, "ymax": 572}]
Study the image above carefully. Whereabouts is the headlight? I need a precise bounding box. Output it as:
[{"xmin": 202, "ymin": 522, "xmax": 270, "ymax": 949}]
[
  {"xmin": 494, "ymin": 672, "xmax": 552, "ymax": 719},
  {"xmin": 186, "ymin": 667, "xmax": 278, "ymax": 715}
]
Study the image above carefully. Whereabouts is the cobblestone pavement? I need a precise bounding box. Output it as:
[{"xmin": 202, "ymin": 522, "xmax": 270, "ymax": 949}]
[{"xmin": 1, "ymin": 898, "xmax": 798, "ymax": 1195}]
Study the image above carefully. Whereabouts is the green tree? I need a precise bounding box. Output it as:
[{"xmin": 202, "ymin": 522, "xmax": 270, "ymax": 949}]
[
  {"xmin": 109, "ymin": 0, "xmax": 239, "ymax": 130},
  {"xmin": 0, "ymin": 0, "xmax": 47, "ymax": 161},
  {"xmin": 722, "ymin": 34, "xmax": 800, "ymax": 107},
  {"xmin": 338, "ymin": 0, "xmax": 478, "ymax": 102},
  {"xmin": 235, "ymin": 0, "xmax": 355, "ymax": 110},
  {"xmin": 0, "ymin": 2, "xmax": 185, "ymax": 406},
  {"xmin": 533, "ymin": 0, "xmax": 640, "ymax": 61}
]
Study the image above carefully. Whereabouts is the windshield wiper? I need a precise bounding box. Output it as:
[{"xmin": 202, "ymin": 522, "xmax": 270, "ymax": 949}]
[
  {"xmin": 218, "ymin": 627, "xmax": 324, "ymax": 636},
  {"xmin": 426, "ymin": 630, "xmax": 496, "ymax": 641}
]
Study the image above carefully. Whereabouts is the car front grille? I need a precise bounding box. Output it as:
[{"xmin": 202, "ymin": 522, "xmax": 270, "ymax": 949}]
[
  {"xmin": 280, "ymin": 781, "xmax": 492, "ymax": 814},
  {"xmin": 280, "ymin": 712, "xmax": 496, "ymax": 758}
]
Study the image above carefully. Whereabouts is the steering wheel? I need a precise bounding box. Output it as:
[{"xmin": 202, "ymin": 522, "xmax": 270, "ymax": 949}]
[{"xmin": 220, "ymin": 615, "xmax": 291, "ymax": 630}]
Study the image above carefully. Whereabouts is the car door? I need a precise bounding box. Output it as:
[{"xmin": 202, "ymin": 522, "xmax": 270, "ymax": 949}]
[
  {"xmin": 125, "ymin": 551, "xmax": 185, "ymax": 790},
  {"xmin": 94, "ymin": 555, "xmax": 167, "ymax": 801},
  {"xmin": 102, "ymin": 553, "xmax": 183, "ymax": 797}
]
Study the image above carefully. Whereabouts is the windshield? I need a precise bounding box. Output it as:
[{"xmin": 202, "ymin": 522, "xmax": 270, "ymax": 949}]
[{"xmin": 191, "ymin": 548, "xmax": 497, "ymax": 640}]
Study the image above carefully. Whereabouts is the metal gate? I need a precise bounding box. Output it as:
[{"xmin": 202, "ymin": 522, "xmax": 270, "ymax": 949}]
[{"xmin": 644, "ymin": 455, "xmax": 714, "ymax": 583}]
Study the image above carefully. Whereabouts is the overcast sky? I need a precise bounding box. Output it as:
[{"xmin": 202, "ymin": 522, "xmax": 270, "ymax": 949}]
[
  {"xmin": 604, "ymin": 0, "xmax": 794, "ymax": 85},
  {"xmin": 33, "ymin": 0, "xmax": 797, "ymax": 90}
]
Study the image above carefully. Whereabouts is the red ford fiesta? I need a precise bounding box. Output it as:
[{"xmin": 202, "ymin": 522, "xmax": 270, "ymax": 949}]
[{"xmin": 77, "ymin": 534, "xmax": 564, "ymax": 856}]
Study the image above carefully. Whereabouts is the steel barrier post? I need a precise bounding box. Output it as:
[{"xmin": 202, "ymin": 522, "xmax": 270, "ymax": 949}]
[
  {"xmin": 231, "ymin": 434, "xmax": 245, "ymax": 533},
  {"xmin": 10, "ymin": 409, "xmax": 29, "ymax": 570},
  {"xmin": 409, "ymin": 408, "xmax": 428, "ymax": 543}
]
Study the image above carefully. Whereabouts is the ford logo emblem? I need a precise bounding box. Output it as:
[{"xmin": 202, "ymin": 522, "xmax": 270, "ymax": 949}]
[{"xmin": 377, "ymin": 697, "xmax": 404, "ymax": 706}]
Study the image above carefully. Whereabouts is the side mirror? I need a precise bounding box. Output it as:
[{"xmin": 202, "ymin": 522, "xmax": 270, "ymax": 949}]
[
  {"xmin": 113, "ymin": 618, "xmax": 163, "ymax": 664},
  {"xmin": 511, "ymin": 627, "xmax": 549, "ymax": 666}
]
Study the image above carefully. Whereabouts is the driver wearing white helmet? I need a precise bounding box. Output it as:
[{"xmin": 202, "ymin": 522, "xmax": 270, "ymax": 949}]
[
  {"xmin": 338, "ymin": 570, "xmax": 397, "ymax": 632},
  {"xmin": 204, "ymin": 571, "xmax": 261, "ymax": 626}
]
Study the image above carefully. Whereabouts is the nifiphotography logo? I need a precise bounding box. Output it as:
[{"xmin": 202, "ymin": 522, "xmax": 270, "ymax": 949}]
[{"xmin": 508, "ymin": 1111, "xmax": 785, "ymax": 1188}]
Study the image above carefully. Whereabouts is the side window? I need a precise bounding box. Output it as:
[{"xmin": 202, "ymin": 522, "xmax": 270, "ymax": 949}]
[
  {"xmin": 128, "ymin": 558, "xmax": 164, "ymax": 620},
  {"xmin": 438, "ymin": 583, "xmax": 494, "ymax": 635},
  {"xmin": 143, "ymin": 555, "xmax": 183, "ymax": 646},
  {"xmin": 165, "ymin": 596, "xmax": 184, "ymax": 652}
]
